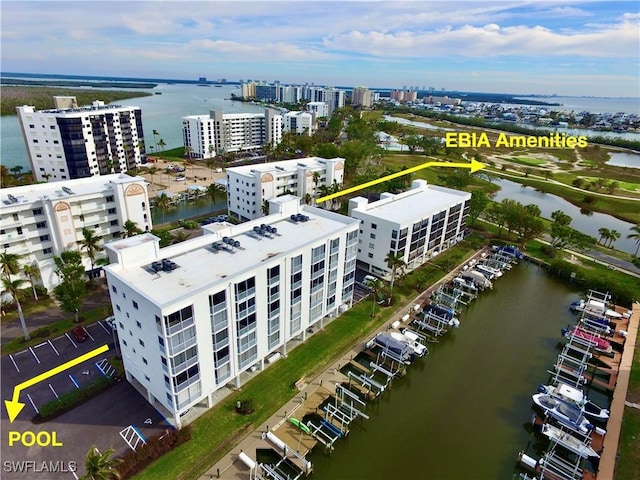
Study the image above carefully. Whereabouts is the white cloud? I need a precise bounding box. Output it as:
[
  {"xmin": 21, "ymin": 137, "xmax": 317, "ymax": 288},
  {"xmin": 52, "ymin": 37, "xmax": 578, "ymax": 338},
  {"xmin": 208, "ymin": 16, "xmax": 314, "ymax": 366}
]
[{"xmin": 323, "ymin": 16, "xmax": 640, "ymax": 59}]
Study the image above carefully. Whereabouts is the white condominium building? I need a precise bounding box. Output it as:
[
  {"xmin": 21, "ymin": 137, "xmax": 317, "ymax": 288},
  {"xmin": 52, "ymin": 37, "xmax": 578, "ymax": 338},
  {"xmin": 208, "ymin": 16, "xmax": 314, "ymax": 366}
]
[
  {"xmin": 351, "ymin": 87, "xmax": 374, "ymax": 108},
  {"xmin": 0, "ymin": 174, "xmax": 152, "ymax": 291},
  {"xmin": 283, "ymin": 111, "xmax": 315, "ymax": 136},
  {"xmin": 226, "ymin": 157, "xmax": 345, "ymax": 221},
  {"xmin": 348, "ymin": 180, "xmax": 470, "ymax": 277},
  {"xmin": 103, "ymin": 197, "xmax": 359, "ymax": 427},
  {"xmin": 306, "ymin": 102, "xmax": 329, "ymax": 118},
  {"xmin": 16, "ymin": 98, "xmax": 147, "ymax": 183},
  {"xmin": 182, "ymin": 109, "xmax": 282, "ymax": 159}
]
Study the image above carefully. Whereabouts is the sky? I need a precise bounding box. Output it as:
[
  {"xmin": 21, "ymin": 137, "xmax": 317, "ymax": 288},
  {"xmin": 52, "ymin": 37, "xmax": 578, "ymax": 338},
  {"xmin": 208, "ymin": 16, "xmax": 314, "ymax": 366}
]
[{"xmin": 1, "ymin": 1, "xmax": 639, "ymax": 97}]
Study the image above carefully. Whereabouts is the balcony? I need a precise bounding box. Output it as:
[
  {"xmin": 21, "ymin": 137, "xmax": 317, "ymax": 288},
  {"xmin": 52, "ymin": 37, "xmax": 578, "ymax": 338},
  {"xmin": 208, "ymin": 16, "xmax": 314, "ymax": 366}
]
[
  {"xmin": 167, "ymin": 334, "xmax": 197, "ymax": 357},
  {"xmin": 165, "ymin": 316, "xmax": 194, "ymax": 337}
]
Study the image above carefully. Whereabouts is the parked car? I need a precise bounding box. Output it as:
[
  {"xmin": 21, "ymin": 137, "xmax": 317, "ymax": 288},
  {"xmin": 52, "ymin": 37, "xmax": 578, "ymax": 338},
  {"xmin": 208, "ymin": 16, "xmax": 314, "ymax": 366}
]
[
  {"xmin": 175, "ymin": 176, "xmax": 186, "ymax": 181},
  {"xmin": 71, "ymin": 326, "xmax": 89, "ymax": 342}
]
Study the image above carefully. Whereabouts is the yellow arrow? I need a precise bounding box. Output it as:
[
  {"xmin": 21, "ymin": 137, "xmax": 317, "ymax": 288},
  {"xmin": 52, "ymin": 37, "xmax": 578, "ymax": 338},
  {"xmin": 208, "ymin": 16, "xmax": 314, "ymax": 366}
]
[
  {"xmin": 316, "ymin": 159, "xmax": 485, "ymax": 204},
  {"xmin": 4, "ymin": 344, "xmax": 109, "ymax": 422}
]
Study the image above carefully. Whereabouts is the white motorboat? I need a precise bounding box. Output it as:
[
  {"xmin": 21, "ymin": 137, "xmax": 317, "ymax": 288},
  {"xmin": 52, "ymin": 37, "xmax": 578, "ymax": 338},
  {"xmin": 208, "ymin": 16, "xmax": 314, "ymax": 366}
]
[
  {"xmin": 388, "ymin": 331, "xmax": 428, "ymax": 357},
  {"xmin": 532, "ymin": 393, "xmax": 594, "ymax": 434},
  {"xmin": 541, "ymin": 423, "xmax": 599, "ymax": 458},
  {"xmin": 537, "ymin": 383, "xmax": 609, "ymax": 420}
]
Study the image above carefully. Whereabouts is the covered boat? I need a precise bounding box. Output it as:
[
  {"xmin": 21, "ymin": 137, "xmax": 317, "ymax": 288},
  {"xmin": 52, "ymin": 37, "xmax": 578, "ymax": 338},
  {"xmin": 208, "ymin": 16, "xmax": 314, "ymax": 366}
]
[
  {"xmin": 532, "ymin": 394, "xmax": 594, "ymax": 434},
  {"xmin": 562, "ymin": 326, "xmax": 612, "ymax": 353},
  {"xmin": 538, "ymin": 383, "xmax": 609, "ymax": 420}
]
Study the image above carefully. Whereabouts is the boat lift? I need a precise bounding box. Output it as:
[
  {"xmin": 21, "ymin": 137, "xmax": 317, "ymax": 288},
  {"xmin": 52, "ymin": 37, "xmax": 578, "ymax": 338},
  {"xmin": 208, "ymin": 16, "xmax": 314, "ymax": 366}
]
[
  {"xmin": 412, "ymin": 311, "xmax": 450, "ymax": 336},
  {"xmin": 539, "ymin": 448, "xmax": 584, "ymax": 480},
  {"xmin": 347, "ymin": 371, "xmax": 385, "ymax": 396},
  {"xmin": 306, "ymin": 420, "xmax": 340, "ymax": 451}
]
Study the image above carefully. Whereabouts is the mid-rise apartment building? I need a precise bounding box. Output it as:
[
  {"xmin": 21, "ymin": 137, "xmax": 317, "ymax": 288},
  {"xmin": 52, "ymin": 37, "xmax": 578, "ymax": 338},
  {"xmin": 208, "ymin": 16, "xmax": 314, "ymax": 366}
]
[
  {"xmin": 348, "ymin": 180, "xmax": 470, "ymax": 277},
  {"xmin": 103, "ymin": 197, "xmax": 359, "ymax": 426},
  {"xmin": 0, "ymin": 174, "xmax": 152, "ymax": 291},
  {"xmin": 16, "ymin": 97, "xmax": 147, "ymax": 183},
  {"xmin": 306, "ymin": 102, "xmax": 330, "ymax": 118},
  {"xmin": 226, "ymin": 157, "xmax": 345, "ymax": 221},
  {"xmin": 283, "ymin": 111, "xmax": 315, "ymax": 136},
  {"xmin": 182, "ymin": 109, "xmax": 282, "ymax": 159}
]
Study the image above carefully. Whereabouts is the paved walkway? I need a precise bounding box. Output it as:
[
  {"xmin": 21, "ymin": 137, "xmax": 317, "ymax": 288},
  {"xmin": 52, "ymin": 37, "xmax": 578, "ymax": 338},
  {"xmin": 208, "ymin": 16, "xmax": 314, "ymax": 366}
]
[{"xmin": 0, "ymin": 278, "xmax": 111, "ymax": 346}]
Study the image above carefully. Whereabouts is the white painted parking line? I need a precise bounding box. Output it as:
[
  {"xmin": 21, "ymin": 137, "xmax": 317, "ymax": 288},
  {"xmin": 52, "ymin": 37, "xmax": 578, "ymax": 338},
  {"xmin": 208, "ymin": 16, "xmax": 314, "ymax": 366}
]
[
  {"xmin": 86, "ymin": 329, "xmax": 95, "ymax": 342},
  {"xmin": 48, "ymin": 339, "xmax": 60, "ymax": 356},
  {"xmin": 65, "ymin": 332, "xmax": 78, "ymax": 348},
  {"xmin": 8, "ymin": 354, "xmax": 20, "ymax": 372},
  {"xmin": 70, "ymin": 469, "xmax": 79, "ymax": 479},
  {"xmin": 69, "ymin": 374, "xmax": 80, "ymax": 389},
  {"xmin": 98, "ymin": 321, "xmax": 111, "ymax": 334},
  {"xmin": 48, "ymin": 383, "xmax": 59, "ymax": 398},
  {"xmin": 26, "ymin": 393, "xmax": 39, "ymax": 414},
  {"xmin": 29, "ymin": 346, "xmax": 41, "ymax": 364}
]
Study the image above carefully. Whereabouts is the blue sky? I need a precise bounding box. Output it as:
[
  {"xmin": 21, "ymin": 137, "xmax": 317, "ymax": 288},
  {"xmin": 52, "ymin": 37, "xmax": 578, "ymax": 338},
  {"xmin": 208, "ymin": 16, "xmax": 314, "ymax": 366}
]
[{"xmin": 1, "ymin": 1, "xmax": 639, "ymax": 97}]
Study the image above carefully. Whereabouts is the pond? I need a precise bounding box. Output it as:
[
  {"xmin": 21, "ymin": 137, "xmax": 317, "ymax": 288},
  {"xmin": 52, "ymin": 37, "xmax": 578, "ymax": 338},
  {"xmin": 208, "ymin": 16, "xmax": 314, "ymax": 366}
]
[
  {"xmin": 606, "ymin": 152, "xmax": 640, "ymax": 169},
  {"xmin": 491, "ymin": 178, "xmax": 638, "ymax": 255}
]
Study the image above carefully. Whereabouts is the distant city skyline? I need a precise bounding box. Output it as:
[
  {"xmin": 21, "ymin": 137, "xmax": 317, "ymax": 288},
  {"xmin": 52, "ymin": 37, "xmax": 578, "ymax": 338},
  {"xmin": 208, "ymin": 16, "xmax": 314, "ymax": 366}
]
[{"xmin": 1, "ymin": 1, "xmax": 639, "ymax": 98}]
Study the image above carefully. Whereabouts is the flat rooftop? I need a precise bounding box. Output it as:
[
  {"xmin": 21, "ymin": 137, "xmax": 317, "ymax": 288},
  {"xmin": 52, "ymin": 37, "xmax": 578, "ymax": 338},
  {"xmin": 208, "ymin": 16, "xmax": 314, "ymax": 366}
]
[
  {"xmin": 105, "ymin": 205, "xmax": 358, "ymax": 306},
  {"xmin": 1, "ymin": 174, "xmax": 143, "ymax": 206},
  {"xmin": 227, "ymin": 157, "xmax": 342, "ymax": 177},
  {"xmin": 351, "ymin": 182, "xmax": 470, "ymax": 226}
]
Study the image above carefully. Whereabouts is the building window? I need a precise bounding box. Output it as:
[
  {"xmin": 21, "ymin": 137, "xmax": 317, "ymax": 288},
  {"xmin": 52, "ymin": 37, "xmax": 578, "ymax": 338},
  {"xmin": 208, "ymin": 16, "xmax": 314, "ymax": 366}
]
[
  {"xmin": 136, "ymin": 320, "xmax": 142, "ymax": 328},
  {"xmin": 106, "ymin": 196, "xmax": 114, "ymax": 202},
  {"xmin": 43, "ymin": 247, "xmax": 52, "ymax": 254},
  {"xmin": 143, "ymin": 358, "xmax": 148, "ymax": 365},
  {"xmin": 370, "ymin": 233, "xmax": 376, "ymax": 239},
  {"xmin": 110, "ymin": 220, "xmax": 118, "ymax": 226},
  {"xmin": 40, "ymin": 234, "xmax": 50, "ymax": 242},
  {"xmin": 12, "ymin": 213, "xmax": 19, "ymax": 221},
  {"xmin": 122, "ymin": 292, "xmax": 127, "ymax": 299},
  {"xmin": 112, "ymin": 285, "xmax": 117, "ymax": 293},
  {"xmin": 368, "ymin": 253, "xmax": 374, "ymax": 258},
  {"xmin": 116, "ymin": 305, "xmax": 121, "ymax": 312},
  {"xmin": 139, "ymin": 339, "xmax": 145, "ymax": 347},
  {"xmin": 122, "ymin": 339, "xmax": 127, "ymax": 347},
  {"xmin": 371, "ymin": 223, "xmax": 377, "ymax": 229},
  {"xmin": 107, "ymin": 208, "xmax": 116, "ymax": 215},
  {"xmin": 32, "ymin": 208, "xmax": 43, "ymax": 216},
  {"xmin": 133, "ymin": 300, "xmax": 139, "ymax": 310},
  {"xmin": 36, "ymin": 221, "xmax": 46, "ymax": 229}
]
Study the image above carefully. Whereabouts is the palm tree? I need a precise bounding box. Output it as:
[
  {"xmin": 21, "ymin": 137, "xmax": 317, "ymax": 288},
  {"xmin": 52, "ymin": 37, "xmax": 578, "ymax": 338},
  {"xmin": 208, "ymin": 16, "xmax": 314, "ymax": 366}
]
[
  {"xmin": 208, "ymin": 144, "xmax": 215, "ymax": 160},
  {"xmin": 2, "ymin": 276, "xmax": 30, "ymax": 340},
  {"xmin": 312, "ymin": 171, "xmax": 321, "ymax": 194},
  {"xmin": 23, "ymin": 263, "xmax": 41, "ymax": 301},
  {"xmin": 81, "ymin": 445, "xmax": 121, "ymax": 480},
  {"xmin": 0, "ymin": 251, "xmax": 22, "ymax": 280},
  {"xmin": 304, "ymin": 193, "xmax": 312, "ymax": 205},
  {"xmin": 123, "ymin": 220, "xmax": 142, "ymax": 238},
  {"xmin": 152, "ymin": 129, "xmax": 159, "ymax": 153},
  {"xmin": 158, "ymin": 138, "xmax": 166, "ymax": 153},
  {"xmin": 80, "ymin": 227, "xmax": 103, "ymax": 284},
  {"xmin": 607, "ymin": 229, "xmax": 620, "ymax": 248},
  {"xmin": 261, "ymin": 199, "xmax": 270, "ymax": 216},
  {"xmin": 207, "ymin": 183, "xmax": 225, "ymax": 209},
  {"xmin": 155, "ymin": 193, "xmax": 171, "ymax": 225},
  {"xmin": 368, "ymin": 278, "xmax": 384, "ymax": 318},
  {"xmin": 385, "ymin": 251, "xmax": 406, "ymax": 294},
  {"xmin": 146, "ymin": 167, "xmax": 159, "ymax": 191},
  {"xmin": 597, "ymin": 227, "xmax": 610, "ymax": 246},
  {"xmin": 42, "ymin": 173, "xmax": 53, "ymax": 183},
  {"xmin": 627, "ymin": 224, "xmax": 640, "ymax": 257}
]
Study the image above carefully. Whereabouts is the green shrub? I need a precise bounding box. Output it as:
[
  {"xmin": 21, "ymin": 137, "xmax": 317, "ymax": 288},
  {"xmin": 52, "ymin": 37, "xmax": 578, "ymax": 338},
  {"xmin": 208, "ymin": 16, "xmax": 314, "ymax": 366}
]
[{"xmin": 34, "ymin": 376, "xmax": 114, "ymax": 421}]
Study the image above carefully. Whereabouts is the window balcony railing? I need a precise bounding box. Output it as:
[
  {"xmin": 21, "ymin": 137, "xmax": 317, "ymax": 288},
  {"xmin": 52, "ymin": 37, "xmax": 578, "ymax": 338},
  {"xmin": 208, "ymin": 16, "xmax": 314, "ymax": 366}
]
[
  {"xmin": 171, "ymin": 354, "xmax": 199, "ymax": 375},
  {"xmin": 174, "ymin": 373, "xmax": 201, "ymax": 393},
  {"xmin": 165, "ymin": 316, "xmax": 194, "ymax": 337},
  {"xmin": 167, "ymin": 335, "xmax": 197, "ymax": 357}
]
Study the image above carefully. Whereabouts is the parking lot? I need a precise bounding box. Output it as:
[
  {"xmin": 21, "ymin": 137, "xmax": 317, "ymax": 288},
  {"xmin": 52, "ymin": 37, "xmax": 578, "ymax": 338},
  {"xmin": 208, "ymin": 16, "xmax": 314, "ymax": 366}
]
[{"xmin": 1, "ymin": 319, "xmax": 171, "ymax": 479}]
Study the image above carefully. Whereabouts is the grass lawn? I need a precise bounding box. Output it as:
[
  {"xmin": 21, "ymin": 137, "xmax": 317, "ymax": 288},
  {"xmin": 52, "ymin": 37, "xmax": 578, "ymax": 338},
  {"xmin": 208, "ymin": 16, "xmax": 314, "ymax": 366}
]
[{"xmin": 510, "ymin": 156, "xmax": 547, "ymax": 167}]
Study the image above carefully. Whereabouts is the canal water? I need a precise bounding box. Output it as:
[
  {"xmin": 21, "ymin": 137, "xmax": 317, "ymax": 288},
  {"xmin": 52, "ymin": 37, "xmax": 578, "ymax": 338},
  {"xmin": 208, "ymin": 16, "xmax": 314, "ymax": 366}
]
[
  {"xmin": 492, "ymin": 178, "xmax": 638, "ymax": 256},
  {"xmin": 309, "ymin": 263, "xmax": 583, "ymax": 480},
  {"xmin": 150, "ymin": 197, "xmax": 227, "ymax": 226}
]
